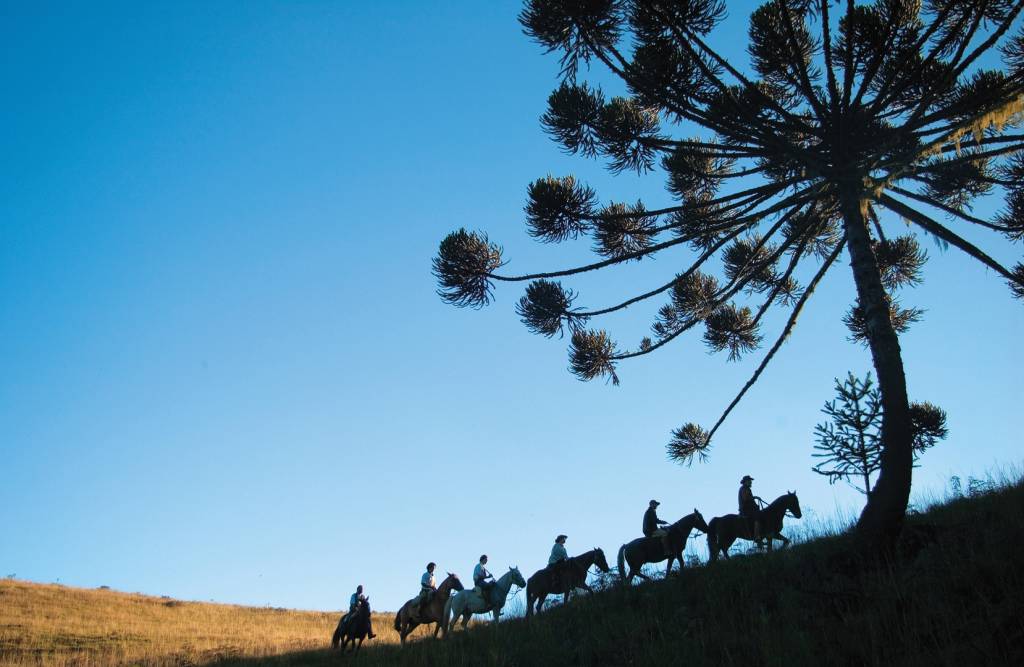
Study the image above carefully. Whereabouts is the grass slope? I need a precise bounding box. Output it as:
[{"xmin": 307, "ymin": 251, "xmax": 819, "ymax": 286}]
[
  {"xmin": 4, "ymin": 479, "xmax": 1022, "ymax": 666},
  {"xmin": 0, "ymin": 582, "xmax": 418, "ymax": 666},
  {"xmin": 225, "ymin": 478, "xmax": 1024, "ymax": 666}
]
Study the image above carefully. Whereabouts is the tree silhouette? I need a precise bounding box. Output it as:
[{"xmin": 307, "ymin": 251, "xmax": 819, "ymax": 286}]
[
  {"xmin": 813, "ymin": 372, "xmax": 948, "ymax": 495},
  {"xmin": 433, "ymin": 0, "xmax": 1024, "ymax": 545}
]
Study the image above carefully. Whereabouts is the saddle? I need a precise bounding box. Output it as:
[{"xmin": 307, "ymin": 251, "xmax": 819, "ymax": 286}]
[
  {"xmin": 412, "ymin": 590, "xmax": 433, "ymax": 617},
  {"xmin": 474, "ymin": 583, "xmax": 494, "ymax": 606},
  {"xmin": 642, "ymin": 532, "xmax": 671, "ymax": 557}
]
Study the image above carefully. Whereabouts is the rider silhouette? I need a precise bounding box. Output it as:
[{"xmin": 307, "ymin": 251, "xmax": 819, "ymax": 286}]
[
  {"xmin": 547, "ymin": 534, "xmax": 569, "ymax": 591},
  {"xmin": 416, "ymin": 562, "xmax": 436, "ymax": 616},
  {"xmin": 473, "ymin": 554, "xmax": 494, "ymax": 602},
  {"xmin": 643, "ymin": 499, "xmax": 671, "ymax": 555},
  {"xmin": 738, "ymin": 475, "xmax": 764, "ymax": 543},
  {"xmin": 342, "ymin": 585, "xmax": 376, "ymax": 639}
]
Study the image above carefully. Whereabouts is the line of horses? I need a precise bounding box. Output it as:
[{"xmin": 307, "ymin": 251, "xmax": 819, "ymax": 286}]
[{"xmin": 332, "ymin": 491, "xmax": 802, "ymax": 651}]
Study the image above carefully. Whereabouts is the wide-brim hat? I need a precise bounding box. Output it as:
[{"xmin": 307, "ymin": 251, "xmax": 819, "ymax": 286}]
[
  {"xmin": 741, "ymin": 475, "xmax": 754, "ymax": 483},
  {"xmin": 649, "ymin": 499, "xmax": 660, "ymax": 506},
  {"xmin": 556, "ymin": 534, "xmax": 568, "ymax": 541}
]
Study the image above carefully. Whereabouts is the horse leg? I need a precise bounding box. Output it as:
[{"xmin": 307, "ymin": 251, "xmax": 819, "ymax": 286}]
[
  {"xmin": 401, "ymin": 620, "xmax": 417, "ymax": 646},
  {"xmin": 492, "ymin": 608, "xmax": 500, "ymax": 624},
  {"xmin": 535, "ymin": 593, "xmax": 548, "ymax": 614},
  {"xmin": 720, "ymin": 536, "xmax": 734, "ymax": 559},
  {"xmin": 666, "ymin": 555, "xmax": 675, "ymax": 576},
  {"xmin": 461, "ymin": 611, "xmax": 471, "ymax": 630}
]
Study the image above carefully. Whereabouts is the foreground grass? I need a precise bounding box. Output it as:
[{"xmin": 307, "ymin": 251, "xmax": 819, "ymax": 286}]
[
  {"xmin": 4, "ymin": 478, "xmax": 1022, "ymax": 666},
  {"xmin": 222, "ymin": 478, "xmax": 1024, "ymax": 666},
  {"xmin": 0, "ymin": 582, "xmax": 419, "ymax": 666}
]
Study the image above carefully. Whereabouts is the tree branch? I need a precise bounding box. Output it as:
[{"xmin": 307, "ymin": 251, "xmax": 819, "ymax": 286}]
[
  {"xmin": 704, "ymin": 236, "xmax": 846, "ymax": 442},
  {"xmin": 876, "ymin": 193, "xmax": 1020, "ymax": 282},
  {"xmin": 889, "ymin": 184, "xmax": 1015, "ymax": 232}
]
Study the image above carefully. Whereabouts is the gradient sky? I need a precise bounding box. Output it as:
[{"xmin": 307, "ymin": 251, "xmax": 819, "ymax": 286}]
[{"xmin": 2, "ymin": 1, "xmax": 1021, "ymax": 613}]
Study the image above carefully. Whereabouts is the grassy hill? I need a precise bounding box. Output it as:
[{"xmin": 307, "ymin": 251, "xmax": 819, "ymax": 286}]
[
  {"xmin": 4, "ymin": 476, "xmax": 1022, "ymax": 666},
  {"xmin": 0, "ymin": 581, "xmax": 415, "ymax": 665}
]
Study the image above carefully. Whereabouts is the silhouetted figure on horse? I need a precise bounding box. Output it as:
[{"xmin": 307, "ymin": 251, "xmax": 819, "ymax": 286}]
[
  {"xmin": 642, "ymin": 499, "xmax": 671, "ymax": 555},
  {"xmin": 618, "ymin": 509, "xmax": 709, "ymax": 584},
  {"xmin": 708, "ymin": 490, "xmax": 802, "ymax": 560},
  {"xmin": 738, "ymin": 475, "xmax": 765, "ymax": 541},
  {"xmin": 526, "ymin": 544, "xmax": 611, "ymax": 616},
  {"xmin": 393, "ymin": 568, "xmax": 464, "ymax": 646},
  {"xmin": 331, "ymin": 595, "xmax": 374, "ymax": 653},
  {"xmin": 442, "ymin": 565, "xmax": 526, "ymax": 635}
]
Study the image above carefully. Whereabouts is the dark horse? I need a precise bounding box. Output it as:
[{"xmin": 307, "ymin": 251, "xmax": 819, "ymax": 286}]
[
  {"xmin": 707, "ymin": 491, "xmax": 802, "ymax": 561},
  {"xmin": 617, "ymin": 510, "xmax": 709, "ymax": 584},
  {"xmin": 525, "ymin": 548, "xmax": 611, "ymax": 617},
  {"xmin": 331, "ymin": 597, "xmax": 373, "ymax": 653},
  {"xmin": 392, "ymin": 573, "xmax": 464, "ymax": 646}
]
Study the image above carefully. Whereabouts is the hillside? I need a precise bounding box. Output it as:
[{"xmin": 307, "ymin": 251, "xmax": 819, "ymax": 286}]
[
  {"xmin": 3, "ymin": 477, "xmax": 1022, "ymax": 666},
  {"xmin": 224, "ymin": 476, "xmax": 1024, "ymax": 666},
  {"xmin": 0, "ymin": 582, "xmax": 414, "ymax": 665}
]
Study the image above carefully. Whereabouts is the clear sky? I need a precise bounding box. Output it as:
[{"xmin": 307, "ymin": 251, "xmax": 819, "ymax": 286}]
[{"xmin": 2, "ymin": 1, "xmax": 1021, "ymax": 613}]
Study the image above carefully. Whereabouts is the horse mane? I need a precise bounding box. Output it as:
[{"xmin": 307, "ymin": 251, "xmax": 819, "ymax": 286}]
[
  {"xmin": 668, "ymin": 511, "xmax": 698, "ymax": 532},
  {"xmin": 764, "ymin": 492, "xmax": 796, "ymax": 516},
  {"xmin": 568, "ymin": 548, "xmax": 598, "ymax": 563},
  {"xmin": 436, "ymin": 574, "xmax": 455, "ymax": 594}
]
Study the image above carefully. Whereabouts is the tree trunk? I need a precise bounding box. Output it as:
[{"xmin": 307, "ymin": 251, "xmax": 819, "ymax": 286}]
[{"xmin": 838, "ymin": 183, "xmax": 913, "ymax": 549}]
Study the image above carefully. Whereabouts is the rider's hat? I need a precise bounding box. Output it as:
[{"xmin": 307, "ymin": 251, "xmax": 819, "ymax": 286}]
[
  {"xmin": 556, "ymin": 534, "xmax": 567, "ymax": 542},
  {"xmin": 741, "ymin": 475, "xmax": 754, "ymax": 483},
  {"xmin": 649, "ymin": 499, "xmax": 660, "ymax": 506}
]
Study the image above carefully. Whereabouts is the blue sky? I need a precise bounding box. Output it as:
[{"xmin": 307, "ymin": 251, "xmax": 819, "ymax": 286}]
[{"xmin": 2, "ymin": 1, "xmax": 1021, "ymax": 612}]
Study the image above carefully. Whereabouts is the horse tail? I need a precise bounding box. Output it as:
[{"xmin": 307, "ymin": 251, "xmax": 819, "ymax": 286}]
[
  {"xmin": 393, "ymin": 603, "xmax": 402, "ymax": 631},
  {"xmin": 525, "ymin": 577, "xmax": 535, "ymax": 618},
  {"xmin": 331, "ymin": 617, "xmax": 343, "ymax": 649},
  {"xmin": 616, "ymin": 544, "xmax": 627, "ymax": 581},
  {"xmin": 707, "ymin": 517, "xmax": 719, "ymax": 561}
]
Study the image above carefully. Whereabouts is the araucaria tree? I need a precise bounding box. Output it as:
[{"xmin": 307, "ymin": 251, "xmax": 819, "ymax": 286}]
[
  {"xmin": 812, "ymin": 372, "xmax": 948, "ymax": 495},
  {"xmin": 432, "ymin": 0, "xmax": 1024, "ymax": 546}
]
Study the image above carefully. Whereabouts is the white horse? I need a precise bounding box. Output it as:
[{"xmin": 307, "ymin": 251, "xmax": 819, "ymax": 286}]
[{"xmin": 441, "ymin": 567, "xmax": 526, "ymax": 636}]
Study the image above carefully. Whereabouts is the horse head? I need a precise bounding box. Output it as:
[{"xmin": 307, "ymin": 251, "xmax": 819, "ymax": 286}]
[
  {"xmin": 787, "ymin": 491, "xmax": 802, "ymax": 518},
  {"xmin": 441, "ymin": 572, "xmax": 464, "ymax": 592},
  {"xmin": 693, "ymin": 508, "xmax": 709, "ymax": 533},
  {"xmin": 510, "ymin": 566, "xmax": 526, "ymax": 588},
  {"xmin": 593, "ymin": 547, "xmax": 611, "ymax": 573}
]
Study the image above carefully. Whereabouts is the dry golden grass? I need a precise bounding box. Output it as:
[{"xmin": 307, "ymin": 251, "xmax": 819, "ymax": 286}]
[{"xmin": 0, "ymin": 579, "xmax": 425, "ymax": 666}]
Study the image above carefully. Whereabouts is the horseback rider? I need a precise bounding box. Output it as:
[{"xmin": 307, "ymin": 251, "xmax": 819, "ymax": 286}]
[
  {"xmin": 738, "ymin": 475, "xmax": 764, "ymax": 543},
  {"xmin": 473, "ymin": 554, "xmax": 495, "ymax": 602},
  {"xmin": 342, "ymin": 585, "xmax": 376, "ymax": 639},
  {"xmin": 547, "ymin": 534, "xmax": 569, "ymax": 591},
  {"xmin": 643, "ymin": 499, "xmax": 671, "ymax": 555},
  {"xmin": 415, "ymin": 562, "xmax": 436, "ymax": 616}
]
